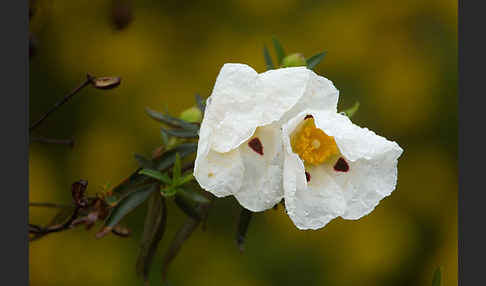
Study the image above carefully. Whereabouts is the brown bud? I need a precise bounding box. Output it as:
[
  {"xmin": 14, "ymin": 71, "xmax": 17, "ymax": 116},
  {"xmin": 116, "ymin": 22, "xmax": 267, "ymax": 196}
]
[
  {"xmin": 111, "ymin": 0, "xmax": 133, "ymax": 30},
  {"xmin": 91, "ymin": 76, "xmax": 122, "ymax": 90},
  {"xmin": 72, "ymin": 180, "xmax": 88, "ymax": 207}
]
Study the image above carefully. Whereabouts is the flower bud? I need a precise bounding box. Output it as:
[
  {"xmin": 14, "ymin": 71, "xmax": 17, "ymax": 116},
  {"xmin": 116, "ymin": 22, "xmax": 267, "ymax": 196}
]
[
  {"xmin": 281, "ymin": 53, "xmax": 306, "ymax": 68},
  {"xmin": 179, "ymin": 106, "xmax": 202, "ymax": 123}
]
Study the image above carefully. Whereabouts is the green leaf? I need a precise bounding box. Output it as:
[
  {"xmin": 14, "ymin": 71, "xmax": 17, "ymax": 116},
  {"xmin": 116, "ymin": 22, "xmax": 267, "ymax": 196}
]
[
  {"xmin": 177, "ymin": 188, "xmax": 209, "ymax": 204},
  {"xmin": 306, "ymin": 51, "xmax": 327, "ymax": 70},
  {"xmin": 432, "ymin": 266, "xmax": 442, "ymax": 286},
  {"xmin": 178, "ymin": 173, "xmax": 194, "ymax": 186},
  {"xmin": 104, "ymin": 183, "xmax": 158, "ymax": 228},
  {"xmin": 174, "ymin": 194, "xmax": 201, "ymax": 220},
  {"xmin": 340, "ymin": 101, "xmax": 360, "ymax": 118},
  {"xmin": 104, "ymin": 170, "xmax": 153, "ymax": 206},
  {"xmin": 139, "ymin": 169, "xmax": 171, "ymax": 185},
  {"xmin": 173, "ymin": 153, "xmax": 181, "ymax": 182},
  {"xmin": 236, "ymin": 208, "xmax": 253, "ymax": 252},
  {"xmin": 134, "ymin": 153, "xmax": 154, "ymax": 169},
  {"xmin": 195, "ymin": 94, "xmax": 206, "ymax": 114},
  {"xmin": 136, "ymin": 192, "xmax": 167, "ymax": 283},
  {"xmin": 145, "ymin": 107, "xmax": 198, "ymax": 130},
  {"xmin": 160, "ymin": 129, "xmax": 169, "ymax": 146},
  {"xmin": 163, "ymin": 128, "xmax": 198, "ymax": 138},
  {"xmin": 263, "ymin": 44, "xmax": 274, "ymax": 70},
  {"xmin": 272, "ymin": 36, "xmax": 286, "ymax": 65},
  {"xmin": 161, "ymin": 203, "xmax": 211, "ymax": 281},
  {"xmin": 154, "ymin": 143, "xmax": 197, "ymax": 172}
]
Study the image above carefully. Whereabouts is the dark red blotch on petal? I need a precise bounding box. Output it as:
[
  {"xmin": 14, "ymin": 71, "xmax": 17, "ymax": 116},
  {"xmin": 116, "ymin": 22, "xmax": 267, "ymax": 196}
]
[
  {"xmin": 304, "ymin": 114, "xmax": 313, "ymax": 120},
  {"xmin": 333, "ymin": 157, "xmax": 349, "ymax": 172},
  {"xmin": 305, "ymin": 171, "xmax": 311, "ymax": 182},
  {"xmin": 248, "ymin": 137, "xmax": 264, "ymax": 155}
]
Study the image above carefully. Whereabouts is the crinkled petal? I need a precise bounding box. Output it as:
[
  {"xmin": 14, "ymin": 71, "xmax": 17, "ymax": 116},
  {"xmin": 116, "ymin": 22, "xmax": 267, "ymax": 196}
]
[
  {"xmin": 311, "ymin": 111, "xmax": 403, "ymax": 219},
  {"xmin": 279, "ymin": 69, "xmax": 339, "ymax": 123},
  {"xmin": 193, "ymin": 133, "xmax": 245, "ymax": 197},
  {"xmin": 202, "ymin": 63, "xmax": 259, "ymax": 153},
  {"xmin": 195, "ymin": 123, "xmax": 284, "ymax": 211},
  {"xmin": 233, "ymin": 124, "xmax": 284, "ymax": 211},
  {"xmin": 313, "ymin": 111, "xmax": 403, "ymax": 162},
  {"xmin": 281, "ymin": 112, "xmax": 346, "ymax": 230},
  {"xmin": 205, "ymin": 64, "xmax": 313, "ymax": 153},
  {"xmin": 283, "ymin": 152, "xmax": 346, "ymax": 230}
]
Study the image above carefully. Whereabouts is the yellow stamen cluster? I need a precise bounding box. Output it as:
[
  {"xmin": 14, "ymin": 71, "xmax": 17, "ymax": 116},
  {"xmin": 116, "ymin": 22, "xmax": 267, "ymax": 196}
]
[{"xmin": 291, "ymin": 118, "xmax": 339, "ymax": 165}]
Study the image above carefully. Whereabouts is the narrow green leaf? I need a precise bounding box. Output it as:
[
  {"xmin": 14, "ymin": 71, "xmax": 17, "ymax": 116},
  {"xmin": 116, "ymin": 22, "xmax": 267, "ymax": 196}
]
[
  {"xmin": 136, "ymin": 192, "xmax": 167, "ymax": 283},
  {"xmin": 177, "ymin": 188, "xmax": 209, "ymax": 204},
  {"xmin": 139, "ymin": 169, "xmax": 171, "ymax": 184},
  {"xmin": 272, "ymin": 36, "xmax": 286, "ymax": 65},
  {"xmin": 340, "ymin": 101, "xmax": 360, "ymax": 118},
  {"xmin": 432, "ymin": 266, "xmax": 442, "ymax": 286},
  {"xmin": 195, "ymin": 94, "xmax": 206, "ymax": 114},
  {"xmin": 105, "ymin": 170, "xmax": 153, "ymax": 206},
  {"xmin": 236, "ymin": 208, "xmax": 253, "ymax": 252},
  {"xmin": 160, "ymin": 129, "xmax": 169, "ymax": 146},
  {"xmin": 306, "ymin": 51, "xmax": 327, "ymax": 70},
  {"xmin": 163, "ymin": 128, "xmax": 198, "ymax": 139},
  {"xmin": 104, "ymin": 183, "xmax": 158, "ymax": 228},
  {"xmin": 154, "ymin": 143, "xmax": 197, "ymax": 172},
  {"xmin": 178, "ymin": 173, "xmax": 194, "ymax": 186},
  {"xmin": 161, "ymin": 203, "xmax": 211, "ymax": 281},
  {"xmin": 263, "ymin": 44, "xmax": 274, "ymax": 70},
  {"xmin": 145, "ymin": 107, "xmax": 198, "ymax": 130},
  {"xmin": 134, "ymin": 153, "xmax": 154, "ymax": 169},
  {"xmin": 174, "ymin": 194, "xmax": 201, "ymax": 220},
  {"xmin": 173, "ymin": 153, "xmax": 181, "ymax": 182}
]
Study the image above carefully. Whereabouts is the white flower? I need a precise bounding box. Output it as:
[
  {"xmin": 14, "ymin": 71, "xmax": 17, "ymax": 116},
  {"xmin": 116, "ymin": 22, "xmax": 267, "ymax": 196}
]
[
  {"xmin": 282, "ymin": 110, "xmax": 403, "ymax": 230},
  {"xmin": 194, "ymin": 63, "xmax": 338, "ymax": 212}
]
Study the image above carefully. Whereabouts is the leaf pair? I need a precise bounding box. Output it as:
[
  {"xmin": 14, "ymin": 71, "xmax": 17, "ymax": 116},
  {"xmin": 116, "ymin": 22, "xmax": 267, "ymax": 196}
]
[
  {"xmin": 136, "ymin": 192, "xmax": 167, "ymax": 283},
  {"xmin": 146, "ymin": 107, "xmax": 199, "ymax": 139},
  {"xmin": 98, "ymin": 183, "xmax": 159, "ymax": 238},
  {"xmin": 139, "ymin": 153, "xmax": 194, "ymax": 197}
]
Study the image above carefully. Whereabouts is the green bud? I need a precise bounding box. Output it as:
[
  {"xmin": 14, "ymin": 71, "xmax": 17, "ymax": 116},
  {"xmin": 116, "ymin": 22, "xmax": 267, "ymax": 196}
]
[
  {"xmin": 179, "ymin": 106, "xmax": 202, "ymax": 123},
  {"xmin": 281, "ymin": 53, "xmax": 306, "ymax": 68}
]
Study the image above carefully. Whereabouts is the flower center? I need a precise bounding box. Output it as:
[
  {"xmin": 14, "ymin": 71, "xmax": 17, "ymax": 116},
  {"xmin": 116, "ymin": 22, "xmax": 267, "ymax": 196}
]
[{"xmin": 290, "ymin": 118, "xmax": 339, "ymax": 165}]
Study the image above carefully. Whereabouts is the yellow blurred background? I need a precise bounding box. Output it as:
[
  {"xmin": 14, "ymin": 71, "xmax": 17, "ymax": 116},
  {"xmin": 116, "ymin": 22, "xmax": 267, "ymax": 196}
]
[{"xmin": 29, "ymin": 0, "xmax": 457, "ymax": 285}]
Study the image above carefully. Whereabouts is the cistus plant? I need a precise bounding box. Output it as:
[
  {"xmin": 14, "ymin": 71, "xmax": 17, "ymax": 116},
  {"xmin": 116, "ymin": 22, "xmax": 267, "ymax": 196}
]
[{"xmin": 29, "ymin": 37, "xmax": 403, "ymax": 285}]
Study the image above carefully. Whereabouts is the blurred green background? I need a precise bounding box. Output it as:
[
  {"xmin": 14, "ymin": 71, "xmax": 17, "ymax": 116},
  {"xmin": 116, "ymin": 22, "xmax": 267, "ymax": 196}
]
[{"xmin": 29, "ymin": 0, "xmax": 457, "ymax": 285}]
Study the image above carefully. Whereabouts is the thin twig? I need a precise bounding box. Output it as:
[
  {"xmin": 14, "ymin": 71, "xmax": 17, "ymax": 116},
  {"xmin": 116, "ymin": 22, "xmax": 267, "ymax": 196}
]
[
  {"xmin": 29, "ymin": 202, "xmax": 72, "ymax": 208},
  {"xmin": 29, "ymin": 74, "xmax": 94, "ymax": 131},
  {"xmin": 30, "ymin": 136, "xmax": 74, "ymax": 147},
  {"xmin": 29, "ymin": 206, "xmax": 81, "ymax": 241}
]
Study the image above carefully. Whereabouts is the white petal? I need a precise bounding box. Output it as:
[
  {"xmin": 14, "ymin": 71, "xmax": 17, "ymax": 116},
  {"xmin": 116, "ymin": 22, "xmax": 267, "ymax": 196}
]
[
  {"xmin": 279, "ymin": 69, "xmax": 339, "ymax": 123},
  {"xmin": 311, "ymin": 112, "xmax": 403, "ymax": 219},
  {"xmin": 283, "ymin": 152, "xmax": 347, "ymax": 230},
  {"xmin": 205, "ymin": 64, "xmax": 314, "ymax": 153},
  {"xmin": 326, "ymin": 152, "xmax": 401, "ymax": 220},
  {"xmin": 281, "ymin": 112, "xmax": 346, "ymax": 230},
  {"xmin": 233, "ymin": 124, "xmax": 284, "ymax": 211},
  {"xmin": 202, "ymin": 63, "xmax": 259, "ymax": 153},
  {"xmin": 193, "ymin": 135, "xmax": 245, "ymax": 198},
  {"xmin": 195, "ymin": 122, "xmax": 284, "ymax": 211},
  {"xmin": 312, "ymin": 111, "xmax": 403, "ymax": 162}
]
